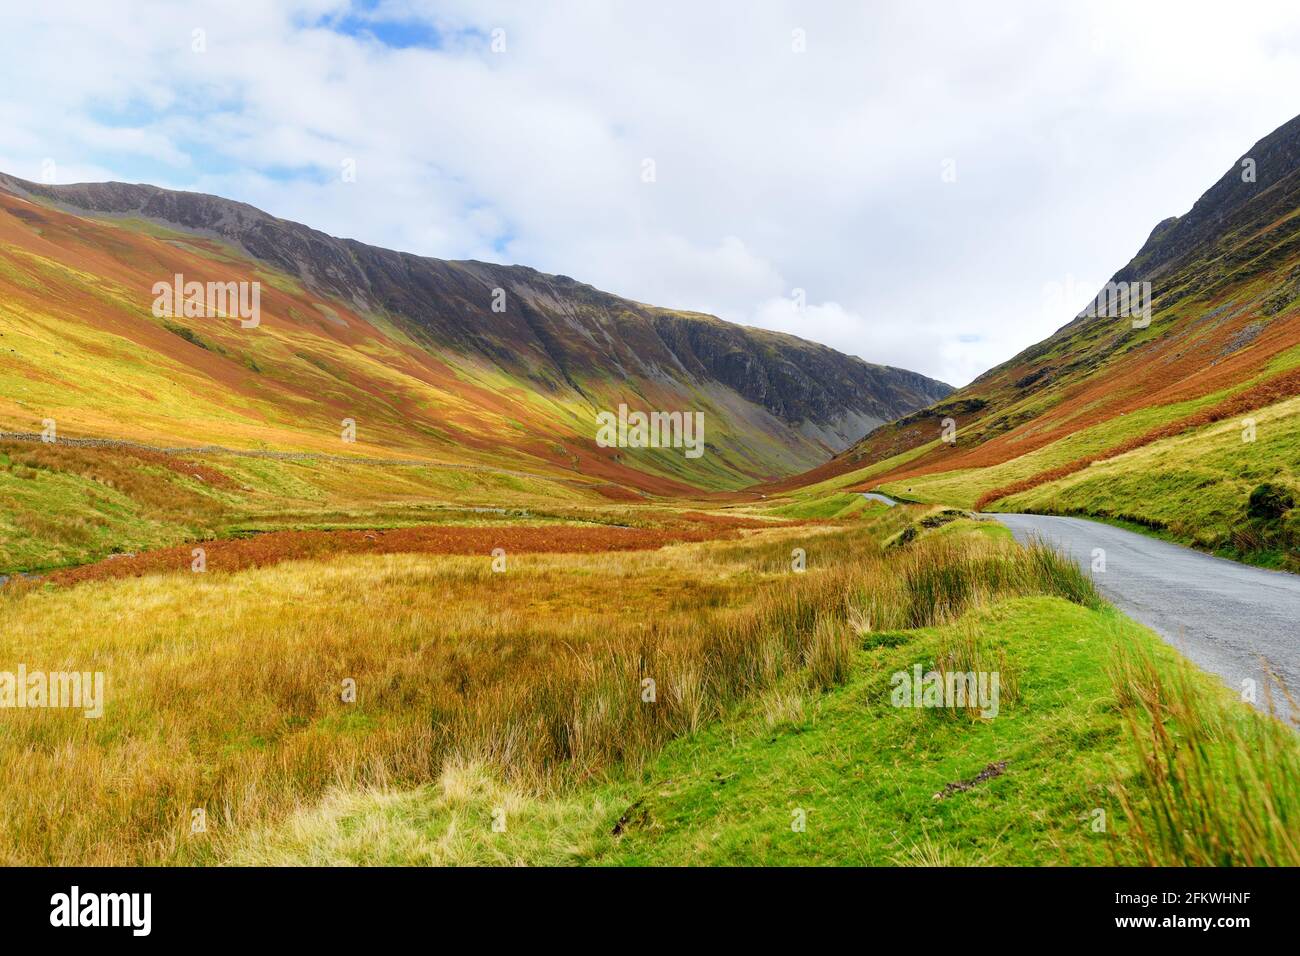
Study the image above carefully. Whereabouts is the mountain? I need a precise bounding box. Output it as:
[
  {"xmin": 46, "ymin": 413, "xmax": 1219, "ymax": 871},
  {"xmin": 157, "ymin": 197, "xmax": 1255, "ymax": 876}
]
[
  {"xmin": 0, "ymin": 173, "xmax": 949, "ymax": 494},
  {"xmin": 781, "ymin": 113, "xmax": 1300, "ymax": 566}
]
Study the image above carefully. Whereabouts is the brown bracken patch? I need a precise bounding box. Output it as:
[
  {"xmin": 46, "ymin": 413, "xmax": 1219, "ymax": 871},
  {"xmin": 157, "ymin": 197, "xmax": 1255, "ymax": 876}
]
[
  {"xmin": 44, "ymin": 514, "xmax": 803, "ymax": 587},
  {"xmin": 974, "ymin": 365, "xmax": 1300, "ymax": 510}
]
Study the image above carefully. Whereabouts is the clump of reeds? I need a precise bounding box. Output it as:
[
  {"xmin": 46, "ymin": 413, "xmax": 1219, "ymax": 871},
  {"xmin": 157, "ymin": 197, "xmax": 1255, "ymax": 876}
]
[{"xmin": 1107, "ymin": 646, "xmax": 1300, "ymax": 866}]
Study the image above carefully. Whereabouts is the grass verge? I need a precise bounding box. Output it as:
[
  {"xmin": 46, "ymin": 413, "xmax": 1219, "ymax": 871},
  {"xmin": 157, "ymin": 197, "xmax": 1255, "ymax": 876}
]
[{"xmin": 231, "ymin": 593, "xmax": 1299, "ymax": 866}]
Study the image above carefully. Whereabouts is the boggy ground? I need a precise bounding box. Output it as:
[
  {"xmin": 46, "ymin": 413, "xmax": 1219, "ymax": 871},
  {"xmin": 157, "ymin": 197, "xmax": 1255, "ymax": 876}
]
[
  {"xmin": 43, "ymin": 510, "xmax": 783, "ymax": 587},
  {"xmin": 1, "ymin": 503, "xmax": 1294, "ymax": 866}
]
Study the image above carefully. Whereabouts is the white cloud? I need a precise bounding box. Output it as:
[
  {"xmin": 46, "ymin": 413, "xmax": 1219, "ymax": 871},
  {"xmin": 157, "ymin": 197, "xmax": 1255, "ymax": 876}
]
[{"xmin": 3, "ymin": 0, "xmax": 1300, "ymax": 385}]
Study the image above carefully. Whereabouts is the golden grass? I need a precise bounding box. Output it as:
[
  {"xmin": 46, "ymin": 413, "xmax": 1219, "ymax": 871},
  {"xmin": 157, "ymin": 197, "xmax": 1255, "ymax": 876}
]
[
  {"xmin": 227, "ymin": 759, "xmax": 617, "ymax": 867},
  {"xmin": 1108, "ymin": 646, "xmax": 1300, "ymax": 865},
  {"xmin": 0, "ymin": 520, "xmax": 1095, "ymax": 865}
]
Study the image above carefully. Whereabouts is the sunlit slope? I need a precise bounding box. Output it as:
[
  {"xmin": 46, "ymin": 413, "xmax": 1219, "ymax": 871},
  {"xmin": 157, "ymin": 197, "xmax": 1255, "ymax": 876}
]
[
  {"xmin": 779, "ymin": 112, "xmax": 1300, "ymax": 560},
  {"xmin": 988, "ymin": 393, "xmax": 1300, "ymax": 569},
  {"xmin": 0, "ymin": 175, "xmax": 949, "ymax": 493},
  {"xmin": 0, "ymin": 435, "xmax": 613, "ymax": 573},
  {"xmin": 0, "ymin": 190, "xmax": 692, "ymax": 491}
]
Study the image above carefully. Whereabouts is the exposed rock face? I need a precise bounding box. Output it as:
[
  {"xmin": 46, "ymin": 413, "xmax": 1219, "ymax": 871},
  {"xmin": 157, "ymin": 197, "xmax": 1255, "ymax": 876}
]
[
  {"xmin": 1114, "ymin": 113, "xmax": 1300, "ymax": 287},
  {"xmin": 0, "ymin": 173, "xmax": 950, "ymax": 452},
  {"xmin": 1030, "ymin": 112, "xmax": 1300, "ymax": 339}
]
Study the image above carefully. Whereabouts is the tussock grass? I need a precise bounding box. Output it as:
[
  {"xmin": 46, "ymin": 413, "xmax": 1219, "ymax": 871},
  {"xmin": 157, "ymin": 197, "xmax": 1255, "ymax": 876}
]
[
  {"xmin": 934, "ymin": 619, "xmax": 1020, "ymax": 719},
  {"xmin": 221, "ymin": 586, "xmax": 1297, "ymax": 867},
  {"xmin": 228, "ymin": 758, "xmax": 617, "ymax": 867},
  {"xmin": 894, "ymin": 536, "xmax": 1100, "ymax": 628},
  {"xmin": 758, "ymin": 687, "xmax": 809, "ymax": 732},
  {"xmin": 0, "ymin": 519, "xmax": 1099, "ymax": 865},
  {"xmin": 1109, "ymin": 647, "xmax": 1300, "ymax": 865}
]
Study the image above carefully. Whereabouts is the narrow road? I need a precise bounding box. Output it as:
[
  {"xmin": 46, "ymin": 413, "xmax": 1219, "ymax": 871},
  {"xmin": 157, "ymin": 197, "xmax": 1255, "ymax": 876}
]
[
  {"xmin": 860, "ymin": 492, "xmax": 898, "ymax": 507},
  {"xmin": 991, "ymin": 513, "xmax": 1300, "ymax": 719}
]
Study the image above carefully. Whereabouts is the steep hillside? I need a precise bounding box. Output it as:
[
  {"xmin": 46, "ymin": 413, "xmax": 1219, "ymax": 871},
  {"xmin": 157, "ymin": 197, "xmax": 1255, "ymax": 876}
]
[
  {"xmin": 0, "ymin": 173, "xmax": 949, "ymax": 494},
  {"xmin": 778, "ymin": 113, "xmax": 1300, "ymax": 567}
]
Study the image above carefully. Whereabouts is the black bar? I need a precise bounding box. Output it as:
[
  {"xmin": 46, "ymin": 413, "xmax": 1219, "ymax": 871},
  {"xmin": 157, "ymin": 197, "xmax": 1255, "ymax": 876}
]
[{"xmin": 0, "ymin": 866, "xmax": 1288, "ymax": 941}]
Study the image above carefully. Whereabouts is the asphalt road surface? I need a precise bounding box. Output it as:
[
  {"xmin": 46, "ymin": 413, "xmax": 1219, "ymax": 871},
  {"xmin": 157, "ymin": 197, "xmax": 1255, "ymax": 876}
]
[
  {"xmin": 991, "ymin": 512, "xmax": 1300, "ymax": 718},
  {"xmin": 860, "ymin": 492, "xmax": 898, "ymax": 507}
]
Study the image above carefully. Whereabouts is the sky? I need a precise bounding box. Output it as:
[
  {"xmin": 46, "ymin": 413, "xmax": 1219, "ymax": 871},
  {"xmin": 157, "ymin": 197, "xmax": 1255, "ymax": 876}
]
[{"xmin": 4, "ymin": 1, "xmax": 1300, "ymax": 387}]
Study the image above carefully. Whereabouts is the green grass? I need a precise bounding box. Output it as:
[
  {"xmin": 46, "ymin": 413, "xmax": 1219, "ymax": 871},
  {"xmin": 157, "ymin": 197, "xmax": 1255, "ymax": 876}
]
[
  {"xmin": 228, "ymin": 584, "xmax": 1297, "ymax": 866},
  {"xmin": 1107, "ymin": 641, "xmax": 1300, "ymax": 865},
  {"xmin": 876, "ymin": 391, "xmax": 1229, "ymax": 509},
  {"xmin": 600, "ymin": 597, "xmax": 1132, "ymax": 865},
  {"xmin": 765, "ymin": 491, "xmax": 872, "ymax": 519},
  {"xmin": 0, "ymin": 445, "xmax": 218, "ymax": 571},
  {"xmin": 0, "ymin": 439, "xmax": 607, "ymax": 574},
  {"xmin": 928, "ymin": 516, "xmax": 1014, "ymax": 543},
  {"xmin": 865, "ymin": 389, "xmax": 1300, "ymax": 571},
  {"xmin": 999, "ymin": 394, "xmax": 1300, "ymax": 569}
]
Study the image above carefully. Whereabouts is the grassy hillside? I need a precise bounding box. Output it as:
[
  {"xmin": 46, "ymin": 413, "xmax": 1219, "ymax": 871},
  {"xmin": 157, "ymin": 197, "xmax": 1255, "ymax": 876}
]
[
  {"xmin": 867, "ymin": 388, "xmax": 1300, "ymax": 570},
  {"xmin": 2, "ymin": 505, "xmax": 1293, "ymax": 867},
  {"xmin": 991, "ymin": 394, "xmax": 1300, "ymax": 569},
  {"xmin": 0, "ymin": 176, "xmax": 948, "ymax": 499},
  {"xmin": 0, "ymin": 190, "xmax": 734, "ymax": 493},
  {"xmin": 776, "ymin": 116, "xmax": 1300, "ymax": 566},
  {"xmin": 0, "ymin": 437, "xmax": 607, "ymax": 573}
]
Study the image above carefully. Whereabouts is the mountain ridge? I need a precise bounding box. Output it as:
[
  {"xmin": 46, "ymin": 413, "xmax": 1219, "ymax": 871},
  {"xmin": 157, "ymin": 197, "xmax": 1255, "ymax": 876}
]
[
  {"xmin": 778, "ymin": 113, "xmax": 1300, "ymax": 566},
  {"xmin": 0, "ymin": 172, "xmax": 950, "ymax": 493},
  {"xmin": 0, "ymin": 172, "xmax": 950, "ymax": 456}
]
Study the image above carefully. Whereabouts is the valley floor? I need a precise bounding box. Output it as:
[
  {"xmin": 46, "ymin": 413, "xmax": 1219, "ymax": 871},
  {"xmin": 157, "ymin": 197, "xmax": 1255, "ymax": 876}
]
[
  {"xmin": 232, "ymin": 597, "xmax": 1161, "ymax": 866},
  {"xmin": 0, "ymin": 496, "xmax": 1294, "ymax": 867}
]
